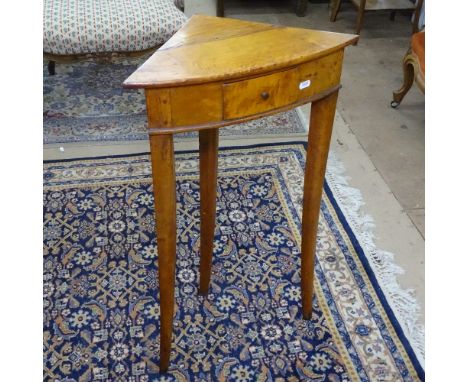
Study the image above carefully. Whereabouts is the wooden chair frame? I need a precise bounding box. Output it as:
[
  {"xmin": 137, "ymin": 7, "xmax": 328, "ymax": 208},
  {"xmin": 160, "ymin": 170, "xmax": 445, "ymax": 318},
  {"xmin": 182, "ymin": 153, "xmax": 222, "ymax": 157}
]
[
  {"xmin": 391, "ymin": 42, "xmax": 424, "ymax": 108},
  {"xmin": 217, "ymin": 0, "xmax": 309, "ymax": 17},
  {"xmin": 330, "ymin": 0, "xmax": 423, "ymax": 36}
]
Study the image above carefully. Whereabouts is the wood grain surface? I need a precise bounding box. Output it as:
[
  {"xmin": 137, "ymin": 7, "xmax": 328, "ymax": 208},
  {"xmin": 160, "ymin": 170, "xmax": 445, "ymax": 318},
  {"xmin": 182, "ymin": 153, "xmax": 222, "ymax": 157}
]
[{"xmin": 123, "ymin": 15, "xmax": 357, "ymax": 88}]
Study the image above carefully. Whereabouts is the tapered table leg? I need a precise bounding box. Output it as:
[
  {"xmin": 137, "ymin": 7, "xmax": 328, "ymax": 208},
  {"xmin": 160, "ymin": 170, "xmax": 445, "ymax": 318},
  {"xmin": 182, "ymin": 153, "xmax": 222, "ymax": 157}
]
[
  {"xmin": 198, "ymin": 129, "xmax": 219, "ymax": 295},
  {"xmin": 301, "ymin": 91, "xmax": 339, "ymax": 320},
  {"xmin": 149, "ymin": 134, "xmax": 177, "ymax": 372}
]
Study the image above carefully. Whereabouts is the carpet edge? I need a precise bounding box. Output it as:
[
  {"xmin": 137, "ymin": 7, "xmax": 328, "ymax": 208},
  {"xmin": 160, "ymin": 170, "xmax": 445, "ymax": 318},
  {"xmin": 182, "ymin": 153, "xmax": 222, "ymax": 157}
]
[{"xmin": 325, "ymin": 151, "xmax": 425, "ymax": 369}]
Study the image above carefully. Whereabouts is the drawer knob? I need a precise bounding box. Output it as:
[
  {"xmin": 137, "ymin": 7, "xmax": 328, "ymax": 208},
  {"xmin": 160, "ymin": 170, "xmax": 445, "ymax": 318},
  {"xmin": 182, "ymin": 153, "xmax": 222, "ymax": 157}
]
[{"xmin": 261, "ymin": 91, "xmax": 270, "ymax": 100}]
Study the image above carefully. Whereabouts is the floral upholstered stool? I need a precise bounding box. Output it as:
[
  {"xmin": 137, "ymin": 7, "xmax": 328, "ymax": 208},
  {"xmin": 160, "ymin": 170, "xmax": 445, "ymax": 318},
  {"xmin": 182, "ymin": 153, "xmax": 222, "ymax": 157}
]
[{"xmin": 43, "ymin": 0, "xmax": 187, "ymax": 75}]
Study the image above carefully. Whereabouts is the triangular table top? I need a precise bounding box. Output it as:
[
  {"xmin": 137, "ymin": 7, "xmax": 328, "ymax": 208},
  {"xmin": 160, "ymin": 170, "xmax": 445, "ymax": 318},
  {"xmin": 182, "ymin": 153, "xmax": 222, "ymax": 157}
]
[{"xmin": 123, "ymin": 15, "xmax": 358, "ymax": 88}]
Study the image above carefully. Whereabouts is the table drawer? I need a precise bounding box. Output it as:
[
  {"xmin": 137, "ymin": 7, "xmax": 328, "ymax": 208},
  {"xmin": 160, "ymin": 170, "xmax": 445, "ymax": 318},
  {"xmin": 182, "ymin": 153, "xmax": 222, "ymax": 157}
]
[{"xmin": 223, "ymin": 68, "xmax": 300, "ymax": 120}]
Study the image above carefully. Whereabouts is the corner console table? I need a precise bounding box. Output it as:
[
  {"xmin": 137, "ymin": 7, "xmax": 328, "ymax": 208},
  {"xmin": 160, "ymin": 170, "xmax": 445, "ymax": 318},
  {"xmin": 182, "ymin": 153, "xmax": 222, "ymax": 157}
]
[{"xmin": 124, "ymin": 15, "xmax": 357, "ymax": 372}]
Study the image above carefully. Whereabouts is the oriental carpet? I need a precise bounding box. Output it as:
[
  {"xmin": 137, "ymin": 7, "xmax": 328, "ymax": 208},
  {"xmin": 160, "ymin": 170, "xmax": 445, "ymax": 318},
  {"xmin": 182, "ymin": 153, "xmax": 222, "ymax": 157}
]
[{"xmin": 43, "ymin": 143, "xmax": 424, "ymax": 381}]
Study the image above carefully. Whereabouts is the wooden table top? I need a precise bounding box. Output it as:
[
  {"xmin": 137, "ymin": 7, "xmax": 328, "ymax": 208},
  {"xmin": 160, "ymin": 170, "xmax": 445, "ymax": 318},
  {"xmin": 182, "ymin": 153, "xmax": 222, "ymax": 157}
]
[{"xmin": 123, "ymin": 15, "xmax": 358, "ymax": 89}]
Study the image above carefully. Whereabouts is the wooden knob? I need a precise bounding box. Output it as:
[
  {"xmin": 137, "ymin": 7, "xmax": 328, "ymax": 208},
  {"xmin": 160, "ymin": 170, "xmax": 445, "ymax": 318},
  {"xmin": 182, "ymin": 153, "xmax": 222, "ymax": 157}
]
[{"xmin": 261, "ymin": 91, "xmax": 269, "ymax": 100}]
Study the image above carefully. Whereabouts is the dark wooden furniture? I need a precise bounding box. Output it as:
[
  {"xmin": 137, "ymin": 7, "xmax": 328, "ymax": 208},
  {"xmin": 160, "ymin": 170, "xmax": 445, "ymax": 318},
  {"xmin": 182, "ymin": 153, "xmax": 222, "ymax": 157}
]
[
  {"xmin": 124, "ymin": 15, "xmax": 357, "ymax": 372},
  {"xmin": 217, "ymin": 0, "xmax": 309, "ymax": 17},
  {"xmin": 330, "ymin": 0, "xmax": 423, "ymax": 35},
  {"xmin": 391, "ymin": 30, "xmax": 424, "ymax": 107}
]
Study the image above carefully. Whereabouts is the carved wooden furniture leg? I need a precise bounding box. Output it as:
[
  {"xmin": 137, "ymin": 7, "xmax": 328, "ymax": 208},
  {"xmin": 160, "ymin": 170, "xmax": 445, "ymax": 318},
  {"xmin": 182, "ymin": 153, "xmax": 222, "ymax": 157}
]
[
  {"xmin": 48, "ymin": 61, "xmax": 56, "ymax": 75},
  {"xmin": 149, "ymin": 134, "xmax": 177, "ymax": 373},
  {"xmin": 296, "ymin": 0, "xmax": 308, "ymax": 17},
  {"xmin": 301, "ymin": 91, "xmax": 339, "ymax": 320},
  {"xmin": 217, "ymin": 0, "xmax": 224, "ymax": 17},
  {"xmin": 355, "ymin": 0, "xmax": 367, "ymax": 35},
  {"xmin": 330, "ymin": 0, "xmax": 342, "ymax": 22},
  {"xmin": 391, "ymin": 49, "xmax": 415, "ymax": 108},
  {"xmin": 198, "ymin": 129, "xmax": 219, "ymax": 295}
]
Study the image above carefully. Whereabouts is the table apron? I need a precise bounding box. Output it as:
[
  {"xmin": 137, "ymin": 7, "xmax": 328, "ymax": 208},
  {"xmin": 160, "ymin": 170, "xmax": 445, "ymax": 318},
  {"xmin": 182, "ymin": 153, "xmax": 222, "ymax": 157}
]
[{"xmin": 146, "ymin": 84, "xmax": 341, "ymax": 135}]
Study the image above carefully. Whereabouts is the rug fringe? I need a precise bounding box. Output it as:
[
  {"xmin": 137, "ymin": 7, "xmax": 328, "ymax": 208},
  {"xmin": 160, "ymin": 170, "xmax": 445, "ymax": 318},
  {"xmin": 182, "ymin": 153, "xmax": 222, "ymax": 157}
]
[{"xmin": 325, "ymin": 152, "xmax": 425, "ymax": 368}]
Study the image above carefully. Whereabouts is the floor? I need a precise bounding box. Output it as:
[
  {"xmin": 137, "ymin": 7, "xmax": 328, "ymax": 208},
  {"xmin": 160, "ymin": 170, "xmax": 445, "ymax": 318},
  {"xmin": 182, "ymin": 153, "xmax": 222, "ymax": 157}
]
[
  {"xmin": 186, "ymin": 0, "xmax": 426, "ymax": 323},
  {"xmin": 43, "ymin": 0, "xmax": 425, "ymax": 327}
]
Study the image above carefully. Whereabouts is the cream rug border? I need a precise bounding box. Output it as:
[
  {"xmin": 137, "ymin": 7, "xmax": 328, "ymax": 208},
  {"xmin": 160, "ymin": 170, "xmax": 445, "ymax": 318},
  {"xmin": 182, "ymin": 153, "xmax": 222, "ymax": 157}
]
[{"xmin": 298, "ymin": 108, "xmax": 425, "ymax": 367}]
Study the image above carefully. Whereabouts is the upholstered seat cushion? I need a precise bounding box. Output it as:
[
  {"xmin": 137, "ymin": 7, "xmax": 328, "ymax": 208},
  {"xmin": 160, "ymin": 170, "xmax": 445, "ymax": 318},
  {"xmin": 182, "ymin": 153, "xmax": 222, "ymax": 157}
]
[
  {"xmin": 411, "ymin": 31, "xmax": 425, "ymax": 75},
  {"xmin": 43, "ymin": 0, "xmax": 187, "ymax": 55}
]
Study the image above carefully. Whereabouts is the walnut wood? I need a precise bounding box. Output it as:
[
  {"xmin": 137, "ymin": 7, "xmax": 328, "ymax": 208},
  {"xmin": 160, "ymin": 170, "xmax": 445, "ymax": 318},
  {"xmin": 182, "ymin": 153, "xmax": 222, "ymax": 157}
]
[
  {"xmin": 125, "ymin": 15, "xmax": 357, "ymax": 371},
  {"xmin": 198, "ymin": 129, "xmax": 219, "ymax": 295},
  {"xmin": 301, "ymin": 91, "xmax": 339, "ymax": 319},
  {"xmin": 149, "ymin": 134, "xmax": 176, "ymax": 373}
]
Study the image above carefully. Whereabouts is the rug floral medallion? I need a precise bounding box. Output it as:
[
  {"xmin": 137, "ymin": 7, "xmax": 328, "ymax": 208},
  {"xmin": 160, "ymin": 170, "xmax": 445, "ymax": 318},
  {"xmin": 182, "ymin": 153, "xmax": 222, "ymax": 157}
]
[
  {"xmin": 43, "ymin": 143, "xmax": 424, "ymax": 381},
  {"xmin": 43, "ymin": 61, "xmax": 306, "ymax": 144}
]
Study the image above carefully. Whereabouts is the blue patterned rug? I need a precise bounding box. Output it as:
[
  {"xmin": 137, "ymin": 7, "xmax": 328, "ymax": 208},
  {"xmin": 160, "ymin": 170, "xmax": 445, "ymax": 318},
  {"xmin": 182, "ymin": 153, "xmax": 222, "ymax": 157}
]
[
  {"xmin": 43, "ymin": 143, "xmax": 424, "ymax": 381},
  {"xmin": 43, "ymin": 60, "xmax": 306, "ymax": 144}
]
